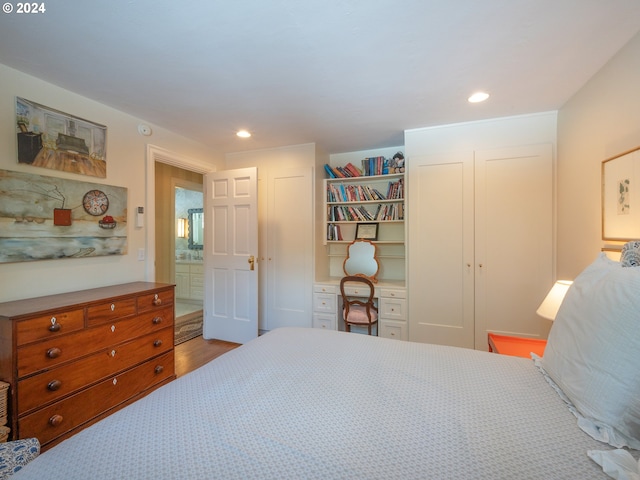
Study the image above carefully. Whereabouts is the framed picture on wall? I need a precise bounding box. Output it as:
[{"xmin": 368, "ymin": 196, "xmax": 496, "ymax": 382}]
[
  {"xmin": 602, "ymin": 146, "xmax": 640, "ymax": 241},
  {"xmin": 15, "ymin": 97, "xmax": 107, "ymax": 178},
  {"xmin": 355, "ymin": 222, "xmax": 378, "ymax": 241}
]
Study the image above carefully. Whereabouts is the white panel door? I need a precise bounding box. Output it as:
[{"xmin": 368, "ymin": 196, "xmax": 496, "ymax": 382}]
[
  {"xmin": 474, "ymin": 144, "xmax": 553, "ymax": 346},
  {"xmin": 408, "ymin": 151, "xmax": 475, "ymax": 348},
  {"xmin": 264, "ymin": 167, "xmax": 313, "ymax": 330},
  {"xmin": 203, "ymin": 168, "xmax": 258, "ymax": 344}
]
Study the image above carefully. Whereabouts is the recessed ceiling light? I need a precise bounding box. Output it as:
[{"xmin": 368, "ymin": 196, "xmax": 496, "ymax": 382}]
[
  {"xmin": 468, "ymin": 92, "xmax": 490, "ymax": 103},
  {"xmin": 236, "ymin": 130, "xmax": 251, "ymax": 138}
]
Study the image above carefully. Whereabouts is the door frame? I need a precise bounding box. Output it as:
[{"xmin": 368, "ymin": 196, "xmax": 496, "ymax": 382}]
[{"xmin": 144, "ymin": 144, "xmax": 216, "ymax": 281}]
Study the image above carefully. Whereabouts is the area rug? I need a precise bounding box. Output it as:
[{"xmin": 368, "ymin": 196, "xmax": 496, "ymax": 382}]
[{"xmin": 174, "ymin": 311, "xmax": 203, "ymax": 345}]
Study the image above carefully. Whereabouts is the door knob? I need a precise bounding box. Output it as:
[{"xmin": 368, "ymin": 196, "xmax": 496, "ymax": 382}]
[{"xmin": 248, "ymin": 255, "xmax": 255, "ymax": 270}]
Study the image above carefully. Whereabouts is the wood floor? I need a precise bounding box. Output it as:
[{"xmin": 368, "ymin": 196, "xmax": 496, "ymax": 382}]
[{"xmin": 174, "ymin": 334, "xmax": 240, "ymax": 377}]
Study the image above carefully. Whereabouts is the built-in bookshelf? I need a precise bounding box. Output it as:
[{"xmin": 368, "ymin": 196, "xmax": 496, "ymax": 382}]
[{"xmin": 324, "ymin": 172, "xmax": 405, "ymax": 245}]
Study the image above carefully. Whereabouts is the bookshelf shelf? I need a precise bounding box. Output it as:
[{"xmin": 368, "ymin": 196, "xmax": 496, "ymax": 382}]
[{"xmin": 324, "ymin": 172, "xmax": 405, "ymax": 244}]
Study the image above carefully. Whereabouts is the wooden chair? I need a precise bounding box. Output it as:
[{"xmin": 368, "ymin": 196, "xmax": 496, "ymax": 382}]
[{"xmin": 340, "ymin": 275, "xmax": 378, "ymax": 335}]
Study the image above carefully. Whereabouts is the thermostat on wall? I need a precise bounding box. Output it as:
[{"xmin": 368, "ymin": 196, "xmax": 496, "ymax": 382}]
[{"xmin": 136, "ymin": 206, "xmax": 144, "ymax": 227}]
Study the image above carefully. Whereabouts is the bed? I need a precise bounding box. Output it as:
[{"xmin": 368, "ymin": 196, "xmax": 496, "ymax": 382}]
[{"xmin": 12, "ymin": 252, "xmax": 640, "ymax": 479}]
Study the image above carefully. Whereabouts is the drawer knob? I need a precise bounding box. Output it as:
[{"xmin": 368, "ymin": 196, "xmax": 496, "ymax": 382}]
[
  {"xmin": 110, "ymin": 350, "xmax": 116, "ymax": 357},
  {"xmin": 154, "ymin": 365, "xmax": 164, "ymax": 374},
  {"xmin": 153, "ymin": 294, "xmax": 162, "ymax": 306},
  {"xmin": 152, "ymin": 316, "xmax": 162, "ymax": 325},
  {"xmin": 46, "ymin": 347, "xmax": 61, "ymax": 359},
  {"xmin": 48, "ymin": 317, "xmax": 61, "ymax": 332},
  {"xmin": 153, "ymin": 339, "xmax": 163, "ymax": 347},
  {"xmin": 47, "ymin": 379, "xmax": 62, "ymax": 391},
  {"xmin": 49, "ymin": 414, "xmax": 64, "ymax": 426},
  {"xmin": 111, "ymin": 303, "xmax": 115, "ymax": 311}
]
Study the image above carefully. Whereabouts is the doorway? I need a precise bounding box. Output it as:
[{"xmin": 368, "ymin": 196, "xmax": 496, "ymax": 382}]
[
  {"xmin": 154, "ymin": 161, "xmax": 204, "ymax": 343},
  {"xmin": 173, "ymin": 182, "xmax": 203, "ymax": 321}
]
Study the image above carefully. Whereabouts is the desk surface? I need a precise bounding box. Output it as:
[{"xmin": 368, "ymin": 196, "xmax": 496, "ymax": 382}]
[
  {"xmin": 488, "ymin": 333, "xmax": 547, "ymax": 358},
  {"xmin": 315, "ymin": 277, "xmax": 406, "ymax": 288}
]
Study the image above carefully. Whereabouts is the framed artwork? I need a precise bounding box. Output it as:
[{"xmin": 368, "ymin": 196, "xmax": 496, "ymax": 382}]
[
  {"xmin": 0, "ymin": 169, "xmax": 127, "ymax": 263},
  {"xmin": 15, "ymin": 97, "xmax": 107, "ymax": 177},
  {"xmin": 355, "ymin": 222, "xmax": 378, "ymax": 241},
  {"xmin": 602, "ymin": 146, "xmax": 640, "ymax": 241}
]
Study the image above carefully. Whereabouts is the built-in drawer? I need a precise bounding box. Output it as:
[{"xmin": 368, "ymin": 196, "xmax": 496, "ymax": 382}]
[
  {"xmin": 18, "ymin": 327, "xmax": 174, "ymax": 413},
  {"xmin": 379, "ymin": 297, "xmax": 407, "ymax": 320},
  {"xmin": 190, "ymin": 264, "xmax": 204, "ymax": 275},
  {"xmin": 16, "ymin": 309, "xmax": 85, "ymax": 346},
  {"xmin": 314, "ymin": 284, "xmax": 336, "ymax": 294},
  {"xmin": 175, "ymin": 263, "xmax": 189, "ymax": 273},
  {"xmin": 86, "ymin": 298, "xmax": 136, "ymax": 327},
  {"xmin": 313, "ymin": 293, "xmax": 336, "ymax": 313},
  {"xmin": 379, "ymin": 320, "xmax": 407, "ymax": 341},
  {"xmin": 312, "ymin": 313, "xmax": 336, "ymax": 330},
  {"xmin": 17, "ymin": 306, "xmax": 173, "ymax": 377},
  {"xmin": 342, "ymin": 285, "xmax": 374, "ymax": 297},
  {"xmin": 19, "ymin": 350, "xmax": 175, "ymax": 447},
  {"xmin": 138, "ymin": 289, "xmax": 174, "ymax": 313},
  {"xmin": 380, "ymin": 288, "xmax": 406, "ymax": 299}
]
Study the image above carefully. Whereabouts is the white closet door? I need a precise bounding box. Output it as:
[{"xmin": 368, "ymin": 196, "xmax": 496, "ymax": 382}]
[
  {"xmin": 474, "ymin": 144, "xmax": 553, "ymax": 346},
  {"xmin": 264, "ymin": 167, "xmax": 313, "ymax": 330},
  {"xmin": 408, "ymin": 151, "xmax": 475, "ymax": 348}
]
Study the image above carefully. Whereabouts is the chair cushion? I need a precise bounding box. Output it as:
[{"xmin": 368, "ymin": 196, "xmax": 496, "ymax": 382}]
[
  {"xmin": 344, "ymin": 305, "xmax": 377, "ymax": 324},
  {"xmin": 0, "ymin": 437, "xmax": 40, "ymax": 477}
]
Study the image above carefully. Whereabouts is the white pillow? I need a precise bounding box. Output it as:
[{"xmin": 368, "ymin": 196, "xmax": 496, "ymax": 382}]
[{"xmin": 541, "ymin": 253, "xmax": 640, "ymax": 448}]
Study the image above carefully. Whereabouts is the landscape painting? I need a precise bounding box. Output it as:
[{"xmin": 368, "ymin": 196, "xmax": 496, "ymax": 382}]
[{"xmin": 0, "ymin": 169, "xmax": 127, "ymax": 263}]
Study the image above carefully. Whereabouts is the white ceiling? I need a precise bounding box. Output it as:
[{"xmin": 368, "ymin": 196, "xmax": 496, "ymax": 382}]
[{"xmin": 1, "ymin": 0, "xmax": 640, "ymax": 155}]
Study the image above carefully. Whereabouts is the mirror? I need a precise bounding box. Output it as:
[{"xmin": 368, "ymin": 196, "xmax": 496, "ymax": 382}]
[
  {"xmin": 188, "ymin": 208, "xmax": 203, "ymax": 250},
  {"xmin": 343, "ymin": 239, "xmax": 379, "ymax": 283}
]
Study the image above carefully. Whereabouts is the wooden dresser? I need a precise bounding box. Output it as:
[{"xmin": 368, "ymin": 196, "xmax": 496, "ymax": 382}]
[{"xmin": 0, "ymin": 282, "xmax": 176, "ymax": 450}]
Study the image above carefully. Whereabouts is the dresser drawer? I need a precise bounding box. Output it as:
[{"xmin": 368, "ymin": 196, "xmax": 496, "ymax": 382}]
[
  {"xmin": 138, "ymin": 289, "xmax": 174, "ymax": 313},
  {"xmin": 16, "ymin": 309, "xmax": 85, "ymax": 346},
  {"xmin": 86, "ymin": 298, "xmax": 136, "ymax": 327},
  {"xmin": 18, "ymin": 327, "xmax": 174, "ymax": 413},
  {"xmin": 17, "ymin": 306, "xmax": 174, "ymax": 377},
  {"xmin": 18, "ymin": 350, "xmax": 175, "ymax": 447}
]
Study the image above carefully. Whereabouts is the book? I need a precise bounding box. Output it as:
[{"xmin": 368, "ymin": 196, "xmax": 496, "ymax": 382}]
[{"xmin": 323, "ymin": 164, "xmax": 336, "ymax": 178}]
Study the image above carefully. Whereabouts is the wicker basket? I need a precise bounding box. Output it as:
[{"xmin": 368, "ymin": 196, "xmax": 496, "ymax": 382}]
[
  {"xmin": 0, "ymin": 381, "xmax": 8, "ymax": 427},
  {"xmin": 0, "ymin": 425, "xmax": 9, "ymax": 443}
]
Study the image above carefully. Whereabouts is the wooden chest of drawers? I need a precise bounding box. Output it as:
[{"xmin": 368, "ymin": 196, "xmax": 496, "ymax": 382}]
[{"xmin": 0, "ymin": 282, "xmax": 176, "ymax": 450}]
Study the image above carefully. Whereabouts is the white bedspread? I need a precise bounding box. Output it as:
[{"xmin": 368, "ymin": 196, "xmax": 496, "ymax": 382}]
[{"xmin": 15, "ymin": 327, "xmax": 621, "ymax": 479}]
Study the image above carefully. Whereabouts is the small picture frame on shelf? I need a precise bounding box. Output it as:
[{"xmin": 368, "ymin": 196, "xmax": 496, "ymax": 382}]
[{"xmin": 355, "ymin": 222, "xmax": 378, "ymax": 241}]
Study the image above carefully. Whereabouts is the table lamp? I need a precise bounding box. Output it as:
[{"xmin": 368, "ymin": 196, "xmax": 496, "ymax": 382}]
[{"xmin": 536, "ymin": 280, "xmax": 573, "ymax": 320}]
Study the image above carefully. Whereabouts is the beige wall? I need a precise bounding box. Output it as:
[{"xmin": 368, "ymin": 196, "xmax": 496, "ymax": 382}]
[
  {"xmin": 0, "ymin": 64, "xmax": 222, "ymax": 302},
  {"xmin": 557, "ymin": 32, "xmax": 640, "ymax": 279}
]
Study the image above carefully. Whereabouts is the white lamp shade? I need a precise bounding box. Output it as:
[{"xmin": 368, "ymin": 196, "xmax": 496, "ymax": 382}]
[{"xmin": 536, "ymin": 280, "xmax": 573, "ymax": 320}]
